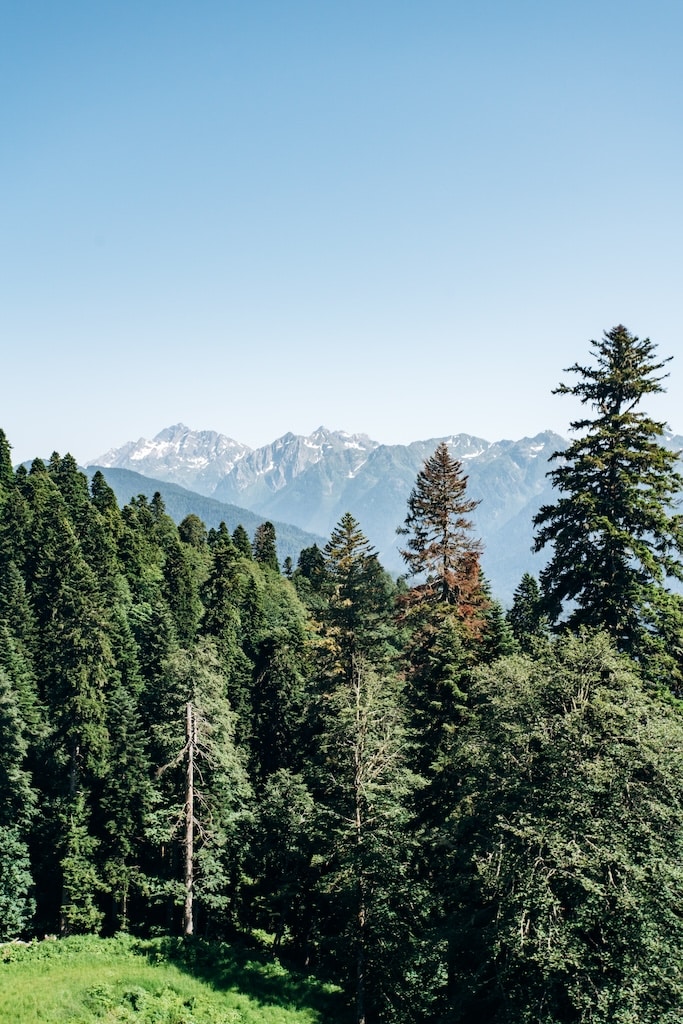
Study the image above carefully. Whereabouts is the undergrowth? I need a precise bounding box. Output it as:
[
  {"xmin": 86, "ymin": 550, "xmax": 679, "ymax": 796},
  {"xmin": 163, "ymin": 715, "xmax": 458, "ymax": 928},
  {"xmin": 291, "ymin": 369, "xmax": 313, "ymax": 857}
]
[{"xmin": 0, "ymin": 933, "xmax": 344, "ymax": 1024}]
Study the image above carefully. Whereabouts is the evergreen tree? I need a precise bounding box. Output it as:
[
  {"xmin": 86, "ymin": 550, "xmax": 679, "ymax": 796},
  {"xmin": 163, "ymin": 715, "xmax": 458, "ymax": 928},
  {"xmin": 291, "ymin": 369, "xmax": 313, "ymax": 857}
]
[
  {"xmin": 150, "ymin": 640, "xmax": 253, "ymax": 936},
  {"xmin": 398, "ymin": 442, "xmax": 485, "ymax": 630},
  {"xmin": 248, "ymin": 767, "xmax": 317, "ymax": 955},
  {"xmin": 232, "ymin": 524, "xmax": 252, "ymax": 558},
  {"xmin": 0, "ymin": 488, "xmax": 31, "ymax": 578},
  {"xmin": 323, "ymin": 513, "xmax": 396, "ymax": 673},
  {"xmin": 98, "ymin": 608, "xmax": 153, "ymax": 933},
  {"xmin": 314, "ymin": 657, "xmax": 417, "ymax": 1024},
  {"xmin": 246, "ymin": 571, "xmax": 311, "ymax": 786},
  {"xmin": 20, "ymin": 470, "xmax": 121, "ymax": 932},
  {"xmin": 200, "ymin": 535, "xmax": 254, "ymax": 744},
  {"xmin": 506, "ymin": 572, "xmax": 548, "ymax": 653},
  {"xmin": 398, "ymin": 447, "xmax": 488, "ymax": 776},
  {"xmin": 292, "ymin": 544, "xmax": 327, "ymax": 608},
  {"xmin": 253, "ymin": 521, "xmax": 279, "ymax": 572},
  {"xmin": 477, "ymin": 573, "xmax": 518, "ymax": 663},
  {"xmin": 534, "ymin": 325, "xmax": 683, "ymax": 663},
  {"xmin": 0, "ymin": 428, "xmax": 14, "ymax": 490},
  {"xmin": 178, "ymin": 513, "xmax": 208, "ymax": 549},
  {"xmin": 308, "ymin": 517, "xmax": 417, "ymax": 1022},
  {"xmin": 0, "ymin": 667, "xmax": 37, "ymax": 938}
]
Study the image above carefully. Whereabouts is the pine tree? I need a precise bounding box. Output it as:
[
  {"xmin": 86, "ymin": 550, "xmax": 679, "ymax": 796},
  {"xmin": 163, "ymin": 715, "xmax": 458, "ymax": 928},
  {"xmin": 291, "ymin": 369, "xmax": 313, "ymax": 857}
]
[{"xmin": 534, "ymin": 325, "xmax": 683, "ymax": 661}]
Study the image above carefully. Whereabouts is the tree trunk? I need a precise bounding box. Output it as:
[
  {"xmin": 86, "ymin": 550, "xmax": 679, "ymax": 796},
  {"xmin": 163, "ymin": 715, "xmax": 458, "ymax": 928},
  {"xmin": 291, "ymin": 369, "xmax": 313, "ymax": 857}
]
[
  {"xmin": 354, "ymin": 662, "xmax": 366, "ymax": 1024},
  {"xmin": 183, "ymin": 701, "xmax": 194, "ymax": 936}
]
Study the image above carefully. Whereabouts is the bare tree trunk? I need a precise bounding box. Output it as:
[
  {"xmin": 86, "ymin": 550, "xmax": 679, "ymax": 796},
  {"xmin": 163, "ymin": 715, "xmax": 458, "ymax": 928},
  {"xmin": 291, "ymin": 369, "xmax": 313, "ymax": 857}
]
[
  {"xmin": 354, "ymin": 660, "xmax": 367, "ymax": 1024},
  {"xmin": 183, "ymin": 701, "xmax": 194, "ymax": 937},
  {"xmin": 356, "ymin": 867, "xmax": 367, "ymax": 1024}
]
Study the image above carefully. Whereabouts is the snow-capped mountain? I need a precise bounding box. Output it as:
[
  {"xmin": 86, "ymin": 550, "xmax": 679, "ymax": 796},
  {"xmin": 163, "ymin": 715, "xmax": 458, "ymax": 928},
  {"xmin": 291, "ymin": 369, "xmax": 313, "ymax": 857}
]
[
  {"xmin": 214, "ymin": 426, "xmax": 379, "ymax": 505},
  {"xmin": 93, "ymin": 423, "xmax": 251, "ymax": 495}
]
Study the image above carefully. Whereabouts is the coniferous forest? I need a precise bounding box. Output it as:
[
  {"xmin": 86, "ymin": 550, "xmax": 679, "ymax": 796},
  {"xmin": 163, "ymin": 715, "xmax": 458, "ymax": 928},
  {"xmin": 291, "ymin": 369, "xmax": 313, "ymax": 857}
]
[{"xmin": 3, "ymin": 326, "xmax": 683, "ymax": 1023}]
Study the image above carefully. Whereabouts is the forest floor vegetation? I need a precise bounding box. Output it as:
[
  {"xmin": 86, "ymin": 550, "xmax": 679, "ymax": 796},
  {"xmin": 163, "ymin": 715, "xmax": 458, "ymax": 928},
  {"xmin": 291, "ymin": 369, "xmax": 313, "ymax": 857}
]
[{"xmin": 0, "ymin": 933, "xmax": 343, "ymax": 1024}]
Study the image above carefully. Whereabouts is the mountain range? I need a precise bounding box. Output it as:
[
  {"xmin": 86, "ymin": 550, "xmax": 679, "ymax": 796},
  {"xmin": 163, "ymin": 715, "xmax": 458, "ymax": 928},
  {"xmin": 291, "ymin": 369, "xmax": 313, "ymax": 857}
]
[{"xmin": 91, "ymin": 423, "xmax": 576, "ymax": 603}]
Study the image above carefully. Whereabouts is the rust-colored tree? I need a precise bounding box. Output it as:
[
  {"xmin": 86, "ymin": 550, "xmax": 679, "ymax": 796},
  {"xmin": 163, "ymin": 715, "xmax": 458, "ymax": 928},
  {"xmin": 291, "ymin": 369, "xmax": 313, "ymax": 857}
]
[{"xmin": 398, "ymin": 442, "xmax": 485, "ymax": 630}]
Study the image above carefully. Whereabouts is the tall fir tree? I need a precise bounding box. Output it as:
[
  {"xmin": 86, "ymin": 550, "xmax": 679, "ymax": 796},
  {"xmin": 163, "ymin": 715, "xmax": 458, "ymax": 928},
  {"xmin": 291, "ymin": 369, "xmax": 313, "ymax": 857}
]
[
  {"xmin": 398, "ymin": 445, "xmax": 488, "ymax": 777},
  {"xmin": 533, "ymin": 326, "xmax": 683, "ymax": 669}
]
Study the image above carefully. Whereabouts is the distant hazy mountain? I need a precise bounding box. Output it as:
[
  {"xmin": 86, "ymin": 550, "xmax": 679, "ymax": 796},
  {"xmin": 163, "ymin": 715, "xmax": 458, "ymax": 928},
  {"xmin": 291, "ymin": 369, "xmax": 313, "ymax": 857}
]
[{"xmin": 91, "ymin": 424, "xmax": 571, "ymax": 602}]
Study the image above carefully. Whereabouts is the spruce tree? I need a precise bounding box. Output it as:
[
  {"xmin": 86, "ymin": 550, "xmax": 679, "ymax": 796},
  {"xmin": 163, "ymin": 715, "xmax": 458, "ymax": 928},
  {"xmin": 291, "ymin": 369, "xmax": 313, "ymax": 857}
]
[
  {"xmin": 534, "ymin": 325, "xmax": 683, "ymax": 661},
  {"xmin": 398, "ymin": 445, "xmax": 488, "ymax": 776}
]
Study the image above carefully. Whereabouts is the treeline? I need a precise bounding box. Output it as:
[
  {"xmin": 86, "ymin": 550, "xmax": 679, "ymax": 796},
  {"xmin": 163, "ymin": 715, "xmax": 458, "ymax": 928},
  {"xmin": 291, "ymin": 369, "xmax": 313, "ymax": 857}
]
[{"xmin": 3, "ymin": 326, "xmax": 683, "ymax": 1024}]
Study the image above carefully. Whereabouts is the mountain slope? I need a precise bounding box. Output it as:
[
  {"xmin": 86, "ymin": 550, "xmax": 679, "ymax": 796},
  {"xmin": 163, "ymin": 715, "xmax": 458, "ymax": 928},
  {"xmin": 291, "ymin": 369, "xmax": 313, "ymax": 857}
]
[{"xmin": 88, "ymin": 466, "xmax": 326, "ymax": 565}]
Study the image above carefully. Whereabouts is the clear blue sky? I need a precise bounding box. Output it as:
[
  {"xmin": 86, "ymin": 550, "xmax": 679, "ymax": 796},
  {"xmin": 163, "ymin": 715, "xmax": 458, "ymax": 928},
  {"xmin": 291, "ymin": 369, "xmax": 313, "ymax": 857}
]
[{"xmin": 3, "ymin": 0, "xmax": 682, "ymax": 464}]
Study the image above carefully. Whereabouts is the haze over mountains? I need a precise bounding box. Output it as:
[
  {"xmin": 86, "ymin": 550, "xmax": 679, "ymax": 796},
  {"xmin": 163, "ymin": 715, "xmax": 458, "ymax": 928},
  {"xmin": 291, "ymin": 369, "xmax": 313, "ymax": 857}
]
[{"xmin": 91, "ymin": 423, "xmax": 574, "ymax": 603}]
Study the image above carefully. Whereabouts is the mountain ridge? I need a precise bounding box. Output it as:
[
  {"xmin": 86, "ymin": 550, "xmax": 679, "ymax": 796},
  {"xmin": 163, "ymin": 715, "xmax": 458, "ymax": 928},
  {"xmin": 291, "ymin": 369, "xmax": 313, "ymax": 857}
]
[{"xmin": 90, "ymin": 424, "xmax": 573, "ymax": 602}]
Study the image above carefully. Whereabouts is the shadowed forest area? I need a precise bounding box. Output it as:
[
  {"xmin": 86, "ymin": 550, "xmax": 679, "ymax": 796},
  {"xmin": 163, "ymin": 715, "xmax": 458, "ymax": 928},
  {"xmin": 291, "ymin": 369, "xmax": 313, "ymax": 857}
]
[{"xmin": 2, "ymin": 327, "xmax": 683, "ymax": 1024}]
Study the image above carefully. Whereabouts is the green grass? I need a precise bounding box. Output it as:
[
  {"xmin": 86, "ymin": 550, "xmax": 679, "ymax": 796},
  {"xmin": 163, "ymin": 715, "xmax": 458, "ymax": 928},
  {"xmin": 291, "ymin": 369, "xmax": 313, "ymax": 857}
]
[{"xmin": 0, "ymin": 934, "xmax": 344, "ymax": 1024}]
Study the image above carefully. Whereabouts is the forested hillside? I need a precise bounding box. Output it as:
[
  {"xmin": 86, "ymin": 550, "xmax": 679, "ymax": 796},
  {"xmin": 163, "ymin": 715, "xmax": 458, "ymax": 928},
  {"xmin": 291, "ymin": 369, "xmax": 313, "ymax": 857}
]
[{"xmin": 3, "ymin": 327, "xmax": 683, "ymax": 1023}]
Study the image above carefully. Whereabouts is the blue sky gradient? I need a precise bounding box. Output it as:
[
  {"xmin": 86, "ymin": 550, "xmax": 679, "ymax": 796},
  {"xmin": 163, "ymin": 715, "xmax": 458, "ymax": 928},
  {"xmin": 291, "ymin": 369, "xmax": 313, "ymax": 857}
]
[{"xmin": 3, "ymin": 1, "xmax": 682, "ymax": 463}]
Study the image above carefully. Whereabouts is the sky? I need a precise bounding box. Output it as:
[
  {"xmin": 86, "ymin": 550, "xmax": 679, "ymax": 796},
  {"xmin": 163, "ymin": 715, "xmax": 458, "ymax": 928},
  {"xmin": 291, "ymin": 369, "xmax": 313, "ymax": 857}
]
[{"xmin": 2, "ymin": 0, "xmax": 683, "ymax": 465}]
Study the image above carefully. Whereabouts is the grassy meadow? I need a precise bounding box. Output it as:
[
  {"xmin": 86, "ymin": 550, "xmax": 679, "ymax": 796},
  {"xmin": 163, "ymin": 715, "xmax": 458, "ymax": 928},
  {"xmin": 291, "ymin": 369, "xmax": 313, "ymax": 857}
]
[{"xmin": 0, "ymin": 934, "xmax": 344, "ymax": 1024}]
